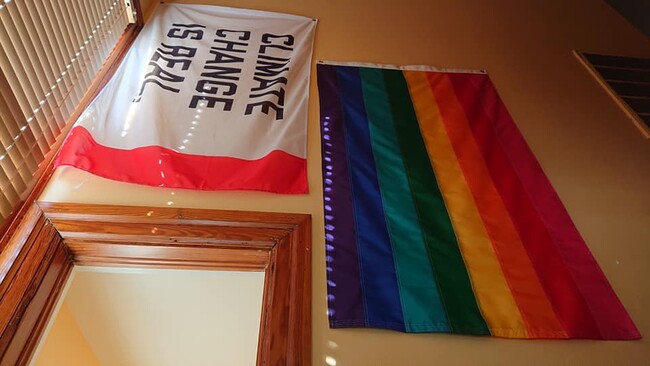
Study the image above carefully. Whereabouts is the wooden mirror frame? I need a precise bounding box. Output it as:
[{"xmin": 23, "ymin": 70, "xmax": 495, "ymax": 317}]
[{"xmin": 0, "ymin": 202, "xmax": 311, "ymax": 366}]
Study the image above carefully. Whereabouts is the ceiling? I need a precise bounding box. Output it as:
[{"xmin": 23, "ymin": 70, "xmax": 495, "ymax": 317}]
[{"xmin": 34, "ymin": 267, "xmax": 265, "ymax": 366}]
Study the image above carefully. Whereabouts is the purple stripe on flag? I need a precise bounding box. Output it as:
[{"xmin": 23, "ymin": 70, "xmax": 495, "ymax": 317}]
[{"xmin": 317, "ymin": 64, "xmax": 367, "ymax": 326}]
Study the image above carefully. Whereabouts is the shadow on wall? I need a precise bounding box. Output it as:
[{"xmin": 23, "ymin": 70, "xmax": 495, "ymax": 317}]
[{"xmin": 605, "ymin": 0, "xmax": 650, "ymax": 37}]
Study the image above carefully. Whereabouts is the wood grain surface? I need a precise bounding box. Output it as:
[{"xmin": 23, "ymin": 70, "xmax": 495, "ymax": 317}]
[
  {"xmin": 0, "ymin": 202, "xmax": 311, "ymax": 366},
  {"xmin": 0, "ymin": 0, "xmax": 145, "ymax": 250}
]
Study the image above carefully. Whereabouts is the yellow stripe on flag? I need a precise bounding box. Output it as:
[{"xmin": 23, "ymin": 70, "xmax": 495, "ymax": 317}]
[{"xmin": 404, "ymin": 70, "xmax": 527, "ymax": 337}]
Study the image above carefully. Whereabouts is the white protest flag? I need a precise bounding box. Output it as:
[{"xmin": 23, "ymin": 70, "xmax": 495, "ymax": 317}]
[{"xmin": 56, "ymin": 4, "xmax": 317, "ymax": 193}]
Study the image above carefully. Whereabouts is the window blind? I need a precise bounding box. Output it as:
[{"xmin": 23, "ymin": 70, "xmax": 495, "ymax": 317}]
[
  {"xmin": 0, "ymin": 0, "xmax": 133, "ymax": 224},
  {"xmin": 576, "ymin": 51, "xmax": 650, "ymax": 139}
]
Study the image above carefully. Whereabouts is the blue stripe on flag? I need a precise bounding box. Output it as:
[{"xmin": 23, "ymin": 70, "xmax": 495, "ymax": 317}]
[{"xmin": 337, "ymin": 66, "xmax": 405, "ymax": 330}]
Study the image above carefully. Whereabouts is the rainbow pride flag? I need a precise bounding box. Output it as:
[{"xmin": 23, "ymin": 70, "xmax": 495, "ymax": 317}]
[{"xmin": 317, "ymin": 63, "xmax": 640, "ymax": 339}]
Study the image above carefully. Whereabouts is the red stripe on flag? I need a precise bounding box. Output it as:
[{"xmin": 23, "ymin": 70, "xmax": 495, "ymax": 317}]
[
  {"xmin": 56, "ymin": 126, "xmax": 308, "ymax": 194},
  {"xmin": 472, "ymin": 75, "xmax": 639, "ymax": 340},
  {"xmin": 448, "ymin": 72, "xmax": 639, "ymax": 339},
  {"xmin": 430, "ymin": 72, "xmax": 567, "ymax": 338},
  {"xmin": 447, "ymin": 73, "xmax": 602, "ymax": 338}
]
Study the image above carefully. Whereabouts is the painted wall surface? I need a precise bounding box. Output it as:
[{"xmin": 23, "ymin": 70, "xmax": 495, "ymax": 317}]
[
  {"xmin": 39, "ymin": 0, "xmax": 650, "ymax": 365},
  {"xmin": 37, "ymin": 267, "xmax": 264, "ymax": 366},
  {"xmin": 32, "ymin": 303, "xmax": 101, "ymax": 366}
]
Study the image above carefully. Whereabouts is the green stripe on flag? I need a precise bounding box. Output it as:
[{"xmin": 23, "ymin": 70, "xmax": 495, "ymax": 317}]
[
  {"xmin": 360, "ymin": 67, "xmax": 449, "ymax": 332},
  {"xmin": 381, "ymin": 69, "xmax": 489, "ymax": 334}
]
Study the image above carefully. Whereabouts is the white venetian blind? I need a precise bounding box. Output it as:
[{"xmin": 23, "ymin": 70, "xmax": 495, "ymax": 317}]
[{"xmin": 0, "ymin": 0, "xmax": 133, "ymax": 224}]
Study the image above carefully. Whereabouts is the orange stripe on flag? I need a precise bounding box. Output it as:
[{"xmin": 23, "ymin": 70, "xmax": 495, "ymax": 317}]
[
  {"xmin": 405, "ymin": 70, "xmax": 527, "ymax": 338},
  {"xmin": 428, "ymin": 72, "xmax": 567, "ymax": 338}
]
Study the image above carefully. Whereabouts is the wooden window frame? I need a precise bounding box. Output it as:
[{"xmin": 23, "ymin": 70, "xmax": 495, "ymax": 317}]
[
  {"xmin": 0, "ymin": 0, "xmax": 145, "ymax": 241},
  {"xmin": 0, "ymin": 202, "xmax": 311, "ymax": 366},
  {"xmin": 574, "ymin": 50, "xmax": 650, "ymax": 139}
]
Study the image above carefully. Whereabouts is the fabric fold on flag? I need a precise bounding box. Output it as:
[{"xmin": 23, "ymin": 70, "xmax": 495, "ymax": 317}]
[
  {"xmin": 318, "ymin": 62, "xmax": 640, "ymax": 340},
  {"xmin": 56, "ymin": 4, "xmax": 317, "ymax": 193}
]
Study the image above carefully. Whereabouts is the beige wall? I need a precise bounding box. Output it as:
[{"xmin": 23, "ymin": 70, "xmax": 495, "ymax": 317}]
[
  {"xmin": 33, "ymin": 267, "xmax": 264, "ymax": 366},
  {"xmin": 32, "ymin": 303, "xmax": 101, "ymax": 366},
  {"xmin": 40, "ymin": 0, "xmax": 650, "ymax": 365}
]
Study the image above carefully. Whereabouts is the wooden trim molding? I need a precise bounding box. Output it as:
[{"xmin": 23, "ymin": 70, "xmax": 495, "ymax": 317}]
[
  {"xmin": 0, "ymin": 205, "xmax": 72, "ymax": 366},
  {"xmin": 573, "ymin": 50, "xmax": 650, "ymax": 139},
  {"xmin": 0, "ymin": 202, "xmax": 311, "ymax": 366}
]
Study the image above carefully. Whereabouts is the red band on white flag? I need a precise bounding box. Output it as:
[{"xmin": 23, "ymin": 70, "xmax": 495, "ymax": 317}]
[{"xmin": 56, "ymin": 4, "xmax": 316, "ymax": 193}]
